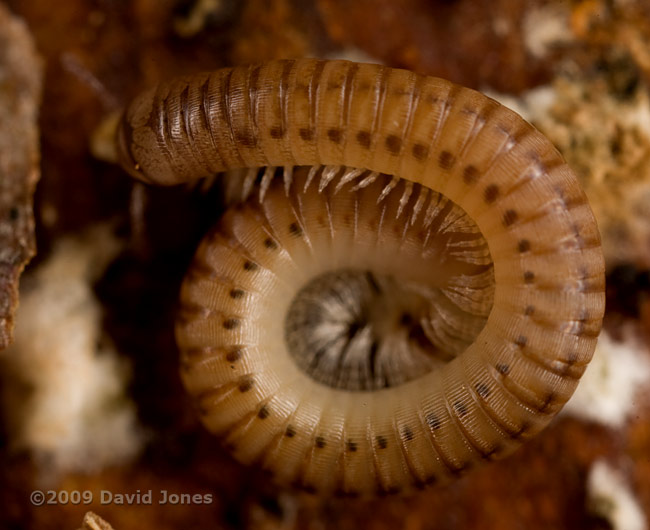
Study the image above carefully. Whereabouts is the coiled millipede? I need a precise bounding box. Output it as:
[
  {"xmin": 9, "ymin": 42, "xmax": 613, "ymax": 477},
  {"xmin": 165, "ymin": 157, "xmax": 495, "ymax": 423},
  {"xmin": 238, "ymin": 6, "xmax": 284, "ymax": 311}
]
[{"xmin": 114, "ymin": 59, "xmax": 605, "ymax": 497}]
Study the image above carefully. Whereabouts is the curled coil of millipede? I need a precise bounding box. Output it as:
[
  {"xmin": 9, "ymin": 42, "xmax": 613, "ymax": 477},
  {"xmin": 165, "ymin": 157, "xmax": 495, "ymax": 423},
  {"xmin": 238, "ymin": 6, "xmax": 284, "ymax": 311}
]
[{"xmin": 114, "ymin": 59, "xmax": 605, "ymax": 497}]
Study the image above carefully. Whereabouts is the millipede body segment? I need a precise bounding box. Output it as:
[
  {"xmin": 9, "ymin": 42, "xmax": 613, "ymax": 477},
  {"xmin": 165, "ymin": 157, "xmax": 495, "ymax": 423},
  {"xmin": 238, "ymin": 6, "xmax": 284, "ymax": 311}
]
[{"xmin": 116, "ymin": 59, "xmax": 606, "ymax": 496}]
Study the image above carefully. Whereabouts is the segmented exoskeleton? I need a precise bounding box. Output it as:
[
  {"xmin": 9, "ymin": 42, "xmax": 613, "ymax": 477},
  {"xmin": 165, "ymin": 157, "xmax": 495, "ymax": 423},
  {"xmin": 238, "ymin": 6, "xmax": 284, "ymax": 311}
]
[{"xmin": 116, "ymin": 59, "xmax": 605, "ymax": 497}]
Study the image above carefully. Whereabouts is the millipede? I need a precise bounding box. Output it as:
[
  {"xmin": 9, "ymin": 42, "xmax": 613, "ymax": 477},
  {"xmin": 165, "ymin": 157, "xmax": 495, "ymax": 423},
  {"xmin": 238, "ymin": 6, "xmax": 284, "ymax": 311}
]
[{"xmin": 113, "ymin": 59, "xmax": 605, "ymax": 497}]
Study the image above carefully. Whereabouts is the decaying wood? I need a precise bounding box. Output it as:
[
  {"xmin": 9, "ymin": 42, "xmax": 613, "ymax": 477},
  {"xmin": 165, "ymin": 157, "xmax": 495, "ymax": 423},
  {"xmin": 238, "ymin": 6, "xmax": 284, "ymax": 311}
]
[{"xmin": 0, "ymin": 3, "xmax": 42, "ymax": 350}]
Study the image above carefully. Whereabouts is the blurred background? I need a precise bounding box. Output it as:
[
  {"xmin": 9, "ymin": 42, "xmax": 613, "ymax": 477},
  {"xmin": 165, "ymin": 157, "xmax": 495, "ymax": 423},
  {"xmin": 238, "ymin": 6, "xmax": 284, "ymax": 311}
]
[{"xmin": 1, "ymin": 0, "xmax": 650, "ymax": 528}]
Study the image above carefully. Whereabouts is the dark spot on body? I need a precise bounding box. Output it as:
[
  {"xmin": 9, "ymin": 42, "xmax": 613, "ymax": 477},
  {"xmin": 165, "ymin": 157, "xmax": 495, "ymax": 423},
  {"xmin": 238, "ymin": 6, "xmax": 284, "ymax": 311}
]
[
  {"xmin": 524, "ymin": 271, "xmax": 535, "ymax": 283},
  {"xmin": 518, "ymin": 239, "xmax": 531, "ymax": 253},
  {"xmin": 315, "ymin": 436, "xmax": 326, "ymax": 448},
  {"xmin": 412, "ymin": 143, "xmax": 429, "ymax": 160},
  {"xmin": 515, "ymin": 335, "xmax": 528, "ymax": 347},
  {"xmin": 496, "ymin": 363, "xmax": 510, "ymax": 375},
  {"xmin": 258, "ymin": 405, "xmax": 270, "ymax": 419},
  {"xmin": 463, "ymin": 165, "xmax": 480, "ymax": 184},
  {"xmin": 426, "ymin": 413, "xmax": 441, "ymax": 430},
  {"xmin": 289, "ymin": 222, "xmax": 303, "ymax": 236},
  {"xmin": 503, "ymin": 209, "xmax": 518, "ymax": 226},
  {"xmin": 299, "ymin": 127, "xmax": 314, "ymax": 141},
  {"xmin": 483, "ymin": 184, "xmax": 499, "ymax": 203},
  {"xmin": 226, "ymin": 348, "xmax": 242, "ymax": 362},
  {"xmin": 243, "ymin": 260, "xmax": 258, "ymax": 271},
  {"xmin": 327, "ymin": 128, "xmax": 342, "ymax": 143},
  {"xmin": 8, "ymin": 207, "xmax": 18, "ymax": 221},
  {"xmin": 270, "ymin": 126, "xmax": 284, "ymax": 139},
  {"xmin": 285, "ymin": 425, "xmax": 296, "ymax": 437},
  {"xmin": 475, "ymin": 382, "xmax": 490, "ymax": 398},
  {"xmin": 401, "ymin": 426, "xmax": 414, "ymax": 441},
  {"xmin": 236, "ymin": 130, "xmax": 257, "ymax": 147},
  {"xmin": 539, "ymin": 392, "xmax": 556, "ymax": 412},
  {"xmin": 385, "ymin": 134, "xmax": 402, "ymax": 154},
  {"xmin": 346, "ymin": 440, "xmax": 357, "ymax": 452},
  {"xmin": 229, "ymin": 288, "xmax": 245, "ymax": 299},
  {"xmin": 376, "ymin": 435, "xmax": 388, "ymax": 449},
  {"xmin": 524, "ymin": 305, "xmax": 535, "ymax": 316},
  {"xmin": 223, "ymin": 318, "xmax": 240, "ymax": 330},
  {"xmin": 438, "ymin": 150, "xmax": 456, "ymax": 170},
  {"xmin": 356, "ymin": 130, "xmax": 371, "ymax": 148},
  {"xmin": 238, "ymin": 377, "xmax": 254, "ymax": 392},
  {"xmin": 454, "ymin": 401, "xmax": 468, "ymax": 417},
  {"xmin": 264, "ymin": 237, "xmax": 278, "ymax": 249}
]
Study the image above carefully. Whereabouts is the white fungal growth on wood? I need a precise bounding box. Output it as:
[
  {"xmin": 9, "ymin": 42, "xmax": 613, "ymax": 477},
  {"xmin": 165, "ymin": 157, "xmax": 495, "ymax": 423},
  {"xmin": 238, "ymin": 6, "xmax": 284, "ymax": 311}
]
[
  {"xmin": 587, "ymin": 460, "xmax": 647, "ymax": 530},
  {"xmin": 564, "ymin": 329, "xmax": 650, "ymax": 428},
  {"xmin": 522, "ymin": 4, "xmax": 574, "ymax": 60},
  {"xmin": 0, "ymin": 225, "xmax": 143, "ymax": 477}
]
